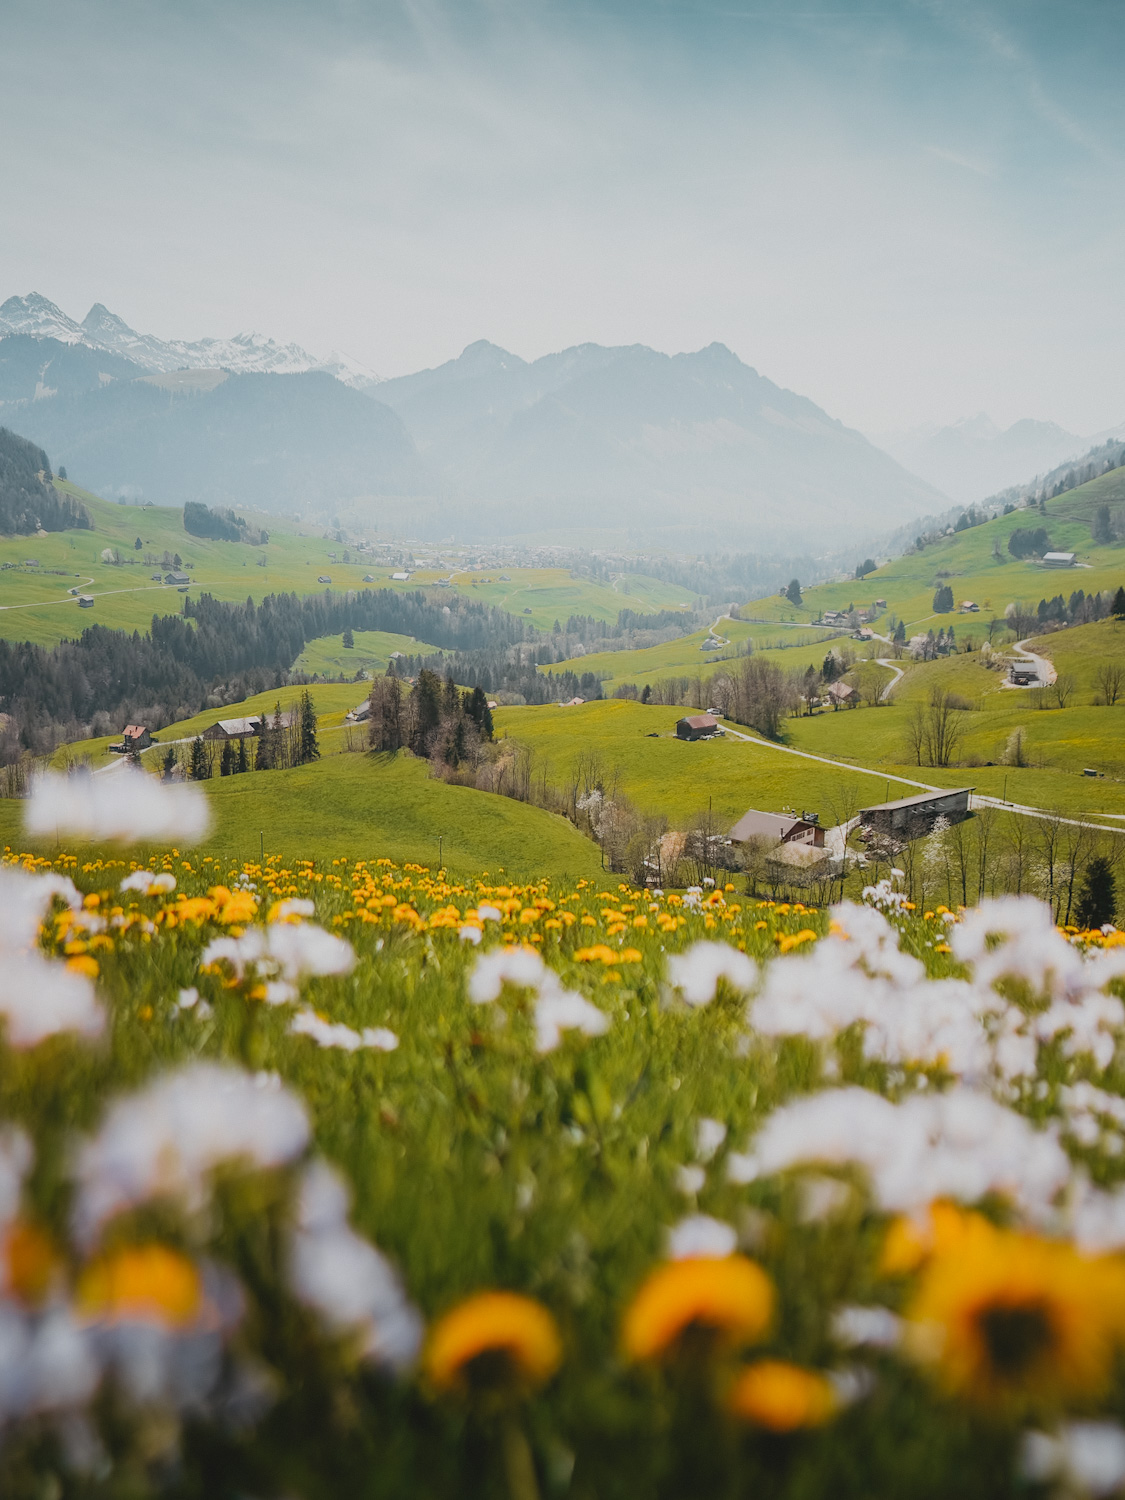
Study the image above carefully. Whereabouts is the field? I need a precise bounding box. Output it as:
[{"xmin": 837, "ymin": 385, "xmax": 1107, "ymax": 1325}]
[
  {"xmin": 1, "ymin": 826, "xmax": 1124, "ymax": 1497},
  {"xmin": 292, "ymin": 630, "xmax": 422, "ymax": 679},
  {"xmin": 0, "ymin": 486, "xmax": 692, "ymax": 650}
]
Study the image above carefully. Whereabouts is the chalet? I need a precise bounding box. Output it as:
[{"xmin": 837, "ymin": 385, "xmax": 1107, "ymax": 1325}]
[
  {"xmin": 960, "ymin": 600, "xmax": 980, "ymax": 613},
  {"xmin": 122, "ymin": 725, "xmax": 153, "ymax": 752},
  {"xmin": 1042, "ymin": 552, "xmax": 1076, "ymax": 568},
  {"xmin": 391, "ymin": 571, "xmax": 410, "ymax": 581},
  {"xmin": 1010, "ymin": 665, "xmax": 1038, "ymax": 686},
  {"xmin": 729, "ymin": 809, "xmax": 825, "ymax": 847},
  {"xmin": 859, "ymin": 787, "xmax": 973, "ymax": 839},
  {"xmin": 675, "ymin": 712, "xmax": 720, "ymax": 741},
  {"xmin": 346, "ymin": 701, "xmax": 371, "ymax": 723},
  {"xmin": 562, "ymin": 696, "xmax": 586, "ymax": 707},
  {"xmin": 362, "ymin": 574, "xmax": 375, "ymax": 582},
  {"xmin": 701, "ymin": 637, "xmax": 723, "ymax": 652},
  {"xmin": 874, "ymin": 599, "xmax": 887, "ymax": 609},
  {"xmin": 78, "ymin": 595, "xmax": 94, "ymax": 608},
  {"xmin": 826, "ymin": 681, "xmax": 855, "ymax": 708},
  {"xmin": 317, "ymin": 575, "xmax": 332, "ymax": 584},
  {"xmin": 164, "ymin": 571, "xmax": 189, "ymax": 586}
]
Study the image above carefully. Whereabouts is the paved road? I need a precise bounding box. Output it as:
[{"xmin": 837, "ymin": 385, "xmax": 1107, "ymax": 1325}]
[
  {"xmin": 716, "ymin": 721, "xmax": 1124, "ymax": 835},
  {"xmin": 1004, "ymin": 637, "xmax": 1058, "ymax": 688},
  {"xmin": 874, "ymin": 658, "xmax": 906, "ymax": 701}
]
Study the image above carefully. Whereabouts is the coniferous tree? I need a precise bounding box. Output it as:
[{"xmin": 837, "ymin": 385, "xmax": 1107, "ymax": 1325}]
[
  {"xmin": 1114, "ymin": 586, "xmax": 1125, "ymax": 620},
  {"xmin": 189, "ymin": 736, "xmax": 210, "ymax": 780},
  {"xmin": 299, "ymin": 690, "xmax": 319, "ymax": 764},
  {"xmin": 254, "ymin": 731, "xmax": 271, "ymax": 771},
  {"xmin": 220, "ymin": 739, "xmax": 234, "ymax": 776},
  {"xmin": 342, "ymin": 628, "xmax": 354, "ymax": 649},
  {"xmin": 162, "ymin": 746, "xmax": 177, "ymax": 780},
  {"xmin": 236, "ymin": 737, "xmax": 249, "ymax": 774},
  {"xmin": 785, "ymin": 579, "xmax": 802, "ymax": 606},
  {"xmin": 641, "ymin": 684, "xmax": 651, "ymax": 703},
  {"xmin": 411, "ymin": 669, "xmax": 443, "ymax": 754},
  {"xmin": 1076, "ymin": 856, "xmax": 1117, "ymax": 931}
]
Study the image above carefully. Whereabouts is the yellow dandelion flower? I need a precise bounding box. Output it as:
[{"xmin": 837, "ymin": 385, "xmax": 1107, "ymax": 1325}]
[
  {"xmin": 727, "ymin": 1360, "xmax": 837, "ymax": 1430},
  {"xmin": 425, "ymin": 1291, "xmax": 562, "ymax": 1395},
  {"xmin": 621, "ymin": 1256, "xmax": 774, "ymax": 1363},
  {"xmin": 905, "ymin": 1209, "xmax": 1125, "ymax": 1408},
  {"xmin": 66, "ymin": 954, "xmax": 99, "ymax": 979},
  {"xmin": 77, "ymin": 1244, "xmax": 202, "ymax": 1329},
  {"xmin": 2, "ymin": 1221, "xmax": 57, "ymax": 1305}
]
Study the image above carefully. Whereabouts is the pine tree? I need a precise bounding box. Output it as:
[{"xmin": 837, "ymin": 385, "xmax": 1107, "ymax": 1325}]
[
  {"xmin": 134, "ymin": 537, "xmax": 142, "ymax": 550},
  {"xmin": 641, "ymin": 684, "xmax": 652, "ymax": 704},
  {"xmin": 189, "ymin": 736, "xmax": 210, "ymax": 780},
  {"xmin": 1076, "ymin": 856, "xmax": 1117, "ymax": 930},
  {"xmin": 1114, "ymin": 586, "xmax": 1125, "ymax": 620},
  {"xmin": 299, "ymin": 689, "xmax": 319, "ymax": 764},
  {"xmin": 342, "ymin": 628, "xmax": 354, "ymax": 649},
  {"xmin": 162, "ymin": 746, "xmax": 177, "ymax": 780},
  {"xmin": 785, "ymin": 579, "xmax": 802, "ymax": 606},
  {"xmin": 220, "ymin": 739, "xmax": 234, "ymax": 776},
  {"xmin": 254, "ymin": 731, "xmax": 271, "ymax": 771},
  {"xmin": 236, "ymin": 737, "xmax": 249, "ymax": 774}
]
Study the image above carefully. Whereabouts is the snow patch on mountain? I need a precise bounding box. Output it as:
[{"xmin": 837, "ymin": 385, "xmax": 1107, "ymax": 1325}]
[{"xmin": 0, "ymin": 293, "xmax": 381, "ymax": 389}]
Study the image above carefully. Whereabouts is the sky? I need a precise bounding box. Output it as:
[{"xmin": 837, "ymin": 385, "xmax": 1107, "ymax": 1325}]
[{"xmin": 2, "ymin": 0, "xmax": 1124, "ymax": 436}]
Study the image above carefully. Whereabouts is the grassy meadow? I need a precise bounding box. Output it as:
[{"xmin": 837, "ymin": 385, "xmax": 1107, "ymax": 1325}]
[{"xmin": 1, "ymin": 835, "xmax": 1124, "ymax": 1497}]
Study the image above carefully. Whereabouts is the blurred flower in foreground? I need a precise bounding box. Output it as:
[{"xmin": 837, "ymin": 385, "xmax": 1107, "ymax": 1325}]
[
  {"xmin": 25, "ymin": 768, "xmax": 210, "ymax": 845},
  {"xmin": 468, "ymin": 947, "xmax": 609, "ymax": 1055},
  {"xmin": 727, "ymin": 1360, "xmax": 837, "ymax": 1431},
  {"xmin": 426, "ymin": 1292, "xmax": 561, "ymax": 1397},
  {"xmin": 289, "ymin": 1010, "xmax": 398, "ymax": 1052},
  {"xmin": 905, "ymin": 1207, "xmax": 1125, "ymax": 1409},
  {"xmin": 666, "ymin": 942, "xmax": 757, "ymax": 1007},
  {"xmin": 0, "ymin": 866, "xmax": 103, "ymax": 1047},
  {"xmin": 77, "ymin": 1244, "xmax": 201, "ymax": 1329},
  {"xmin": 288, "ymin": 1161, "xmax": 422, "ymax": 1372},
  {"xmin": 119, "ymin": 869, "xmax": 176, "ymax": 895},
  {"xmin": 202, "ymin": 922, "xmax": 355, "ymax": 1004},
  {"xmin": 1020, "ymin": 1422, "xmax": 1125, "ymax": 1497},
  {"xmin": 621, "ymin": 1256, "xmax": 773, "ymax": 1363},
  {"xmin": 72, "ymin": 1063, "xmax": 310, "ymax": 1244}
]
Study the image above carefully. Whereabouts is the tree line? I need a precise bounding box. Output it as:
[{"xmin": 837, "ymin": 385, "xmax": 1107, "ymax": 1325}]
[{"xmin": 0, "ymin": 426, "xmax": 90, "ymax": 536}]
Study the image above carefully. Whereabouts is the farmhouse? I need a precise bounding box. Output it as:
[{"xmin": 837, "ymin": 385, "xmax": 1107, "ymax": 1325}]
[
  {"xmin": 122, "ymin": 725, "xmax": 153, "ymax": 752},
  {"xmin": 960, "ymin": 600, "xmax": 980, "ymax": 612},
  {"xmin": 202, "ymin": 717, "xmax": 262, "ymax": 742},
  {"xmin": 729, "ymin": 809, "xmax": 825, "ymax": 847},
  {"xmin": 346, "ymin": 701, "xmax": 371, "ymax": 723},
  {"xmin": 391, "ymin": 571, "xmax": 410, "ymax": 581},
  {"xmin": 317, "ymin": 575, "xmax": 332, "ymax": 584},
  {"xmin": 1009, "ymin": 665, "xmax": 1039, "ymax": 686},
  {"xmin": 826, "ymin": 681, "xmax": 855, "ymax": 708},
  {"xmin": 859, "ymin": 787, "xmax": 973, "ymax": 839},
  {"xmin": 164, "ymin": 571, "xmax": 190, "ymax": 586},
  {"xmin": 1042, "ymin": 552, "xmax": 1076, "ymax": 568},
  {"xmin": 675, "ymin": 712, "xmax": 720, "ymax": 741}
]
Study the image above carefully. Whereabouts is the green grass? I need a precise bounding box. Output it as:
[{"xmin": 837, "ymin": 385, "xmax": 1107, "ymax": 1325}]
[
  {"xmin": 452, "ymin": 566, "xmax": 696, "ymax": 629},
  {"xmin": 2, "ymin": 749, "xmax": 605, "ymax": 878},
  {"xmin": 293, "ymin": 629, "xmax": 423, "ymax": 679}
]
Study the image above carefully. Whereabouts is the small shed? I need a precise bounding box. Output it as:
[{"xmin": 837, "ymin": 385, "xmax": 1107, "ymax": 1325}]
[
  {"xmin": 1010, "ymin": 666, "xmax": 1038, "ymax": 686},
  {"xmin": 827, "ymin": 681, "xmax": 855, "ymax": 708},
  {"xmin": 391, "ymin": 572, "xmax": 410, "ymax": 581},
  {"xmin": 1043, "ymin": 552, "xmax": 1076, "ymax": 568},
  {"xmin": 675, "ymin": 712, "xmax": 719, "ymax": 741},
  {"xmin": 122, "ymin": 724, "xmax": 153, "ymax": 752},
  {"xmin": 859, "ymin": 787, "xmax": 973, "ymax": 839},
  {"xmin": 317, "ymin": 575, "xmax": 332, "ymax": 584},
  {"xmin": 78, "ymin": 595, "xmax": 94, "ymax": 608}
]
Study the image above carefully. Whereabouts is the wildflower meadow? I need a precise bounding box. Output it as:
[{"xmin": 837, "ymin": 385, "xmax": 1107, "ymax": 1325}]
[{"xmin": 1, "ymin": 770, "xmax": 1125, "ymax": 1498}]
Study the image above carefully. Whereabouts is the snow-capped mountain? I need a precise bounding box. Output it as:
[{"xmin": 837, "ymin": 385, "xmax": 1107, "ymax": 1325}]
[{"xmin": 0, "ymin": 293, "xmax": 381, "ymax": 389}]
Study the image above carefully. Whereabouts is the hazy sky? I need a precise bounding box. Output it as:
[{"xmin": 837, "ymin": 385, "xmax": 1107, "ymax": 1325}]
[{"xmin": 2, "ymin": 0, "xmax": 1123, "ymax": 435}]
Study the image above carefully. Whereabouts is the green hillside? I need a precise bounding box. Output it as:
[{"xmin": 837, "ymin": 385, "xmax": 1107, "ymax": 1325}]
[{"xmin": 3, "ymin": 747, "xmax": 603, "ymax": 878}]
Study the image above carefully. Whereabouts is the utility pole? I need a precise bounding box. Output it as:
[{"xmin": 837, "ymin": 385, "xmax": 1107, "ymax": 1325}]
[
  {"xmin": 260, "ymin": 831, "xmax": 264, "ymax": 863},
  {"xmin": 438, "ymin": 834, "xmax": 443, "ymax": 869}
]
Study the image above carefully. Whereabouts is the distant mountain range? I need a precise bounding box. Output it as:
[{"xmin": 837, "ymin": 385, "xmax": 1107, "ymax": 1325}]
[
  {"xmin": 873, "ymin": 413, "xmax": 1125, "ymax": 506},
  {"xmin": 0, "ymin": 293, "xmax": 382, "ymax": 390},
  {"xmin": 0, "ymin": 292, "xmax": 951, "ymax": 546}
]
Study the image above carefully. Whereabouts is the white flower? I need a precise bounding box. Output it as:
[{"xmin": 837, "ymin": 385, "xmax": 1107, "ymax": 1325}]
[
  {"xmin": 468, "ymin": 947, "xmax": 545, "ymax": 1004},
  {"xmin": 667, "ymin": 942, "xmax": 757, "ymax": 1007},
  {"xmin": 288, "ymin": 1161, "xmax": 422, "ymax": 1370},
  {"xmin": 0, "ymin": 1304, "xmax": 100, "ymax": 1421},
  {"xmin": 533, "ymin": 989, "xmax": 609, "ymax": 1053},
  {"xmin": 177, "ymin": 988, "xmax": 200, "ymax": 1010},
  {"xmin": 119, "ymin": 870, "xmax": 176, "ymax": 896},
  {"xmin": 694, "ymin": 1117, "xmax": 728, "ymax": 1162},
  {"xmin": 831, "ymin": 1305, "xmax": 903, "ymax": 1349},
  {"xmin": 727, "ymin": 1086, "xmax": 1070, "ymax": 1222},
  {"xmin": 0, "ymin": 865, "xmax": 82, "ymax": 951},
  {"xmin": 72, "ymin": 1063, "xmax": 310, "ymax": 1244},
  {"xmin": 269, "ymin": 898, "xmax": 315, "ymax": 923},
  {"xmin": 201, "ymin": 923, "xmax": 355, "ymax": 985},
  {"xmin": 0, "ymin": 953, "xmax": 104, "ymax": 1048},
  {"xmin": 666, "ymin": 1213, "xmax": 738, "ymax": 1260},
  {"xmin": 289, "ymin": 1010, "xmax": 399, "ymax": 1052},
  {"xmin": 458, "ymin": 924, "xmax": 483, "ymax": 945},
  {"xmin": 25, "ymin": 768, "xmax": 210, "ymax": 845},
  {"xmin": 477, "ymin": 904, "xmax": 502, "ymax": 922},
  {"xmin": 675, "ymin": 1164, "xmax": 707, "ymax": 1196},
  {"xmin": 1020, "ymin": 1423, "xmax": 1125, "ymax": 1496}
]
